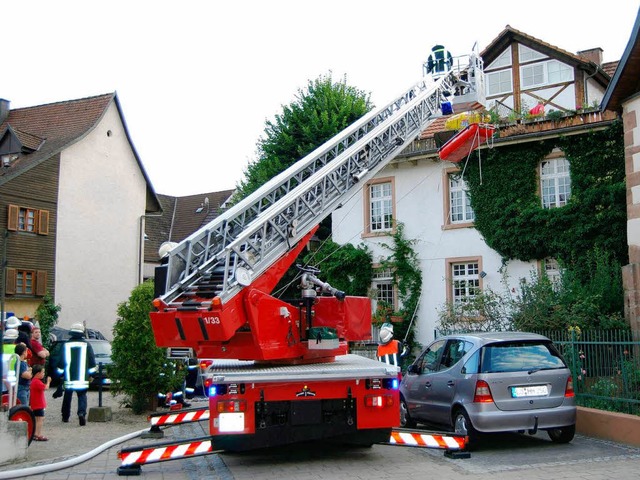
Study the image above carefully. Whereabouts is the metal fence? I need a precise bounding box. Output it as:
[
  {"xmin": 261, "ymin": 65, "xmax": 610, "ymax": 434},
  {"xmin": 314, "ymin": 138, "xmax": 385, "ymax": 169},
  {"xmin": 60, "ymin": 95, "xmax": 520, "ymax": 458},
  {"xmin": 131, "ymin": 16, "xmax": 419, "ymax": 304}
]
[{"xmin": 532, "ymin": 330, "xmax": 640, "ymax": 415}]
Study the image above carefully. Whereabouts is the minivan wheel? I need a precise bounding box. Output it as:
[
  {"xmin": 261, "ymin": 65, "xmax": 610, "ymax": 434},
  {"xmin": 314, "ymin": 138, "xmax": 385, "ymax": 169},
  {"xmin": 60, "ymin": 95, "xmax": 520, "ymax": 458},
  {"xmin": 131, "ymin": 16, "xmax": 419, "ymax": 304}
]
[
  {"xmin": 400, "ymin": 398, "xmax": 416, "ymax": 428},
  {"xmin": 547, "ymin": 424, "xmax": 575, "ymax": 443},
  {"xmin": 453, "ymin": 408, "xmax": 477, "ymax": 450}
]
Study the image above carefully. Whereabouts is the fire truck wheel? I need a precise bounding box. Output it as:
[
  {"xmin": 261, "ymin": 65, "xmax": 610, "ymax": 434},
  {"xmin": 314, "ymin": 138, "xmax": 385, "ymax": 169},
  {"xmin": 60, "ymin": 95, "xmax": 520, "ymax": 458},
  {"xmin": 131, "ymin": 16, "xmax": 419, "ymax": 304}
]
[
  {"xmin": 453, "ymin": 408, "xmax": 477, "ymax": 450},
  {"xmin": 9, "ymin": 405, "xmax": 36, "ymax": 445},
  {"xmin": 400, "ymin": 397, "xmax": 416, "ymax": 428}
]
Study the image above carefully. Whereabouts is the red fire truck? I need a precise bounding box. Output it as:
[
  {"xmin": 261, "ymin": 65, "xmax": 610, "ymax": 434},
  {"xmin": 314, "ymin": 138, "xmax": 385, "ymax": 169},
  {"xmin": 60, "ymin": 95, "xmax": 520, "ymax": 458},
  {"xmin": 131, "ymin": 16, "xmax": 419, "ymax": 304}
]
[{"xmin": 129, "ymin": 48, "xmax": 486, "ymax": 469}]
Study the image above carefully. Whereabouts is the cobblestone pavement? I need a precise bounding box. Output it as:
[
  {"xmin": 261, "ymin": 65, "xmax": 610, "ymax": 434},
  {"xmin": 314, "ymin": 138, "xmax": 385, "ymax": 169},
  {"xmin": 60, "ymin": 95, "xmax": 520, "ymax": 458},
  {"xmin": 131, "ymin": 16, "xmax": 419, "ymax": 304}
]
[{"xmin": 2, "ymin": 388, "xmax": 640, "ymax": 479}]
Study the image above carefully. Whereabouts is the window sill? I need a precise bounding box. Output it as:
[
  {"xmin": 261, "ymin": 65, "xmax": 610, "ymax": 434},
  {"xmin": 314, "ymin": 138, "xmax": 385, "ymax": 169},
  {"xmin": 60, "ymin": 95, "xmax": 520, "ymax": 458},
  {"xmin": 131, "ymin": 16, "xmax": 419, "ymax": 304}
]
[
  {"xmin": 442, "ymin": 222, "xmax": 474, "ymax": 230},
  {"xmin": 362, "ymin": 229, "xmax": 396, "ymax": 239}
]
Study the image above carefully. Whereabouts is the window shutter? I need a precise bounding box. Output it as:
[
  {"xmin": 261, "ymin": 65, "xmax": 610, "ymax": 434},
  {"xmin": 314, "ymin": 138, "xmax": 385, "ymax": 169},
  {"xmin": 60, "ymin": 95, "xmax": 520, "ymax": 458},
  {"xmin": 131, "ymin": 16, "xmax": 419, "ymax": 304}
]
[
  {"xmin": 7, "ymin": 205, "xmax": 19, "ymax": 231},
  {"xmin": 38, "ymin": 210, "xmax": 50, "ymax": 235},
  {"xmin": 36, "ymin": 270, "xmax": 47, "ymax": 296},
  {"xmin": 5, "ymin": 267, "xmax": 16, "ymax": 294}
]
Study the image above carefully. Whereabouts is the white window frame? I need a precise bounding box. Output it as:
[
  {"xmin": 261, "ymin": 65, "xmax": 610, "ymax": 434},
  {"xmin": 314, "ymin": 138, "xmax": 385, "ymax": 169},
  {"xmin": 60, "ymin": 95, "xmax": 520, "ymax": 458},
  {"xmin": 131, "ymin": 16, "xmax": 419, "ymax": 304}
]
[
  {"xmin": 542, "ymin": 257, "xmax": 562, "ymax": 285},
  {"xmin": 540, "ymin": 157, "xmax": 571, "ymax": 209},
  {"xmin": 521, "ymin": 63, "xmax": 545, "ymax": 88},
  {"xmin": 447, "ymin": 259, "xmax": 481, "ymax": 305},
  {"xmin": 448, "ymin": 172, "xmax": 475, "ymax": 225},
  {"xmin": 364, "ymin": 177, "xmax": 395, "ymax": 235},
  {"xmin": 520, "ymin": 60, "xmax": 573, "ymax": 89},
  {"xmin": 518, "ymin": 44, "xmax": 546, "ymax": 63},
  {"xmin": 372, "ymin": 267, "xmax": 396, "ymax": 310},
  {"xmin": 487, "ymin": 70, "xmax": 512, "ymax": 96},
  {"xmin": 547, "ymin": 60, "xmax": 573, "ymax": 84},
  {"xmin": 487, "ymin": 48, "xmax": 512, "ymax": 69}
]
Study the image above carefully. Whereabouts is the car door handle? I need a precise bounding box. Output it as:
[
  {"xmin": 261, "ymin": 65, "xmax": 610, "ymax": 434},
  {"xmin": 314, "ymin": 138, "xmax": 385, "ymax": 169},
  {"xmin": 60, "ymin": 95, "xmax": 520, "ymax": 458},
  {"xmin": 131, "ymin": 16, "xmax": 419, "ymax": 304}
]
[
  {"xmin": 447, "ymin": 380, "xmax": 455, "ymax": 387},
  {"xmin": 424, "ymin": 381, "xmax": 432, "ymax": 388}
]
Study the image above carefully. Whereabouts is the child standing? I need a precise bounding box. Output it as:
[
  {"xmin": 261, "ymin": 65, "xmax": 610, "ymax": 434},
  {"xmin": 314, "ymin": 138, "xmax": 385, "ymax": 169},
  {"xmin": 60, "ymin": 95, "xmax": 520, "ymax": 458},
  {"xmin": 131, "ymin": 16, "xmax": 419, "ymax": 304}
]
[
  {"xmin": 30, "ymin": 364, "xmax": 50, "ymax": 441},
  {"xmin": 15, "ymin": 343, "xmax": 32, "ymax": 406}
]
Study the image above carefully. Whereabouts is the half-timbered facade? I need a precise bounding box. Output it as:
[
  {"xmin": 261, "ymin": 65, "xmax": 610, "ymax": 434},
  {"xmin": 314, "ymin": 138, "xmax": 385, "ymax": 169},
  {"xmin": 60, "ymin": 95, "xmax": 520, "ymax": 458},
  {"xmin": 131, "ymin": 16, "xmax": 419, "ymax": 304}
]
[{"xmin": 332, "ymin": 27, "xmax": 620, "ymax": 346}]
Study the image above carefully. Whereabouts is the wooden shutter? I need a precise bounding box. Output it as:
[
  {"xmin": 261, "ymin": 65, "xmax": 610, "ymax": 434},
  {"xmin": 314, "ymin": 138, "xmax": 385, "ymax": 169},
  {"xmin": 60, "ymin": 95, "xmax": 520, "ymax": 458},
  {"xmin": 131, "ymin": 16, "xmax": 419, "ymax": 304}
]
[
  {"xmin": 36, "ymin": 270, "xmax": 47, "ymax": 296},
  {"xmin": 7, "ymin": 204, "xmax": 19, "ymax": 231},
  {"xmin": 5, "ymin": 267, "xmax": 16, "ymax": 294},
  {"xmin": 38, "ymin": 210, "xmax": 49, "ymax": 235}
]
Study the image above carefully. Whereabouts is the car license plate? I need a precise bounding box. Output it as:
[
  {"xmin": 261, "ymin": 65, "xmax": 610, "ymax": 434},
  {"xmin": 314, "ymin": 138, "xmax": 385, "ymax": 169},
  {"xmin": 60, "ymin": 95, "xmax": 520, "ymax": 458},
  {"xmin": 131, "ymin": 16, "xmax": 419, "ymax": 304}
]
[
  {"xmin": 218, "ymin": 412, "xmax": 245, "ymax": 432},
  {"xmin": 511, "ymin": 385, "xmax": 548, "ymax": 397}
]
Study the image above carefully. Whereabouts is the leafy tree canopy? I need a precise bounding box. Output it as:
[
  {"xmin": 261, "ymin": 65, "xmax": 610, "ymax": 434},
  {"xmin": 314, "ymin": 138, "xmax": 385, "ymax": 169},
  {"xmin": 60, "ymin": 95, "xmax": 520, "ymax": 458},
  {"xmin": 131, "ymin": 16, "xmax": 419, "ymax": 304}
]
[{"xmin": 235, "ymin": 73, "xmax": 373, "ymax": 200}]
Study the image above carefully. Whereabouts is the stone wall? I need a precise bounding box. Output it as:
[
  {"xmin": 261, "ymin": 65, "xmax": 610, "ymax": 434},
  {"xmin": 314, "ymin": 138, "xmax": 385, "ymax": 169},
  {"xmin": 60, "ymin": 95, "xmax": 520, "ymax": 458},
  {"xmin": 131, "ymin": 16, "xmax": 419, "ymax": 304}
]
[{"xmin": 0, "ymin": 417, "xmax": 28, "ymax": 466}]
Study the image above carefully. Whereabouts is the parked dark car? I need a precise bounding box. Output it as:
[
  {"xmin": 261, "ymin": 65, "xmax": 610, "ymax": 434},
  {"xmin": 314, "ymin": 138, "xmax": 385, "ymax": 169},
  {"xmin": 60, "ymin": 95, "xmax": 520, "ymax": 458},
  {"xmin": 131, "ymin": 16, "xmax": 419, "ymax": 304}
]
[
  {"xmin": 48, "ymin": 332, "xmax": 113, "ymax": 389},
  {"xmin": 400, "ymin": 332, "xmax": 576, "ymax": 448}
]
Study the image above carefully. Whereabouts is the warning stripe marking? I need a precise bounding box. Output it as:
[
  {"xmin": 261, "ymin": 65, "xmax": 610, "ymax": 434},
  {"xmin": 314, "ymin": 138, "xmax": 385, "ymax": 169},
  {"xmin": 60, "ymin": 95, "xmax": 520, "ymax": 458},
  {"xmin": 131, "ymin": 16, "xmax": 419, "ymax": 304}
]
[
  {"xmin": 120, "ymin": 440, "xmax": 213, "ymax": 466},
  {"xmin": 150, "ymin": 409, "xmax": 210, "ymax": 426},
  {"xmin": 389, "ymin": 431, "xmax": 466, "ymax": 450}
]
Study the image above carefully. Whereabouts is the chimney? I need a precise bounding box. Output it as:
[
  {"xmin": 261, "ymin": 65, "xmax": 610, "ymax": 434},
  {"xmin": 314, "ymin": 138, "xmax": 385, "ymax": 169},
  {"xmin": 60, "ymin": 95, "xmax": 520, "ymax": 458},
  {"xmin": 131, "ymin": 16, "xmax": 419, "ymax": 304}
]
[
  {"xmin": 0, "ymin": 99, "xmax": 9, "ymax": 124},
  {"xmin": 577, "ymin": 48, "xmax": 603, "ymax": 65}
]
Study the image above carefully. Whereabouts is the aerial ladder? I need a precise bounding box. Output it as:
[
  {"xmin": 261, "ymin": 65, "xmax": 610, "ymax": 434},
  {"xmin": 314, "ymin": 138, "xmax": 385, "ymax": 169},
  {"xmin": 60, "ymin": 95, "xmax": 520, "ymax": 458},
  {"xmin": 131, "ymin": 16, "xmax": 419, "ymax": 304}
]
[
  {"xmin": 151, "ymin": 49, "xmax": 485, "ymax": 365},
  {"xmin": 119, "ymin": 49, "xmax": 486, "ymax": 473}
]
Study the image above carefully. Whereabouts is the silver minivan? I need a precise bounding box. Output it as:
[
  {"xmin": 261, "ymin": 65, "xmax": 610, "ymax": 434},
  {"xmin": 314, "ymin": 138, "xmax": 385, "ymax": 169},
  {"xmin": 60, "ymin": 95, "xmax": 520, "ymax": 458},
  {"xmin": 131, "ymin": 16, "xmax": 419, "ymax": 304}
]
[{"xmin": 400, "ymin": 332, "xmax": 576, "ymax": 447}]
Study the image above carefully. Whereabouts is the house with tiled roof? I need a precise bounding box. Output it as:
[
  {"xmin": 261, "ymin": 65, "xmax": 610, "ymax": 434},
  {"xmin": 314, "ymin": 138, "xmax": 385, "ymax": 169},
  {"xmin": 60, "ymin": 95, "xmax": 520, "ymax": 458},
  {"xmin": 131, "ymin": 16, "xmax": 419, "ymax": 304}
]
[
  {"xmin": 0, "ymin": 93, "xmax": 161, "ymax": 337},
  {"xmin": 333, "ymin": 27, "xmax": 623, "ymax": 346},
  {"xmin": 142, "ymin": 189, "xmax": 234, "ymax": 279},
  {"xmin": 602, "ymin": 7, "xmax": 640, "ymax": 332}
]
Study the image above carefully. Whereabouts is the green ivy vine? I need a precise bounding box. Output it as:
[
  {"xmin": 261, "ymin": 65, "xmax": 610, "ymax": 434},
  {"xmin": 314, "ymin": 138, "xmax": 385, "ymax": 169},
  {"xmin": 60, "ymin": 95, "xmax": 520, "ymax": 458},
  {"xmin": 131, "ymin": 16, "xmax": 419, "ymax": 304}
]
[
  {"xmin": 379, "ymin": 222, "xmax": 422, "ymax": 360},
  {"xmin": 462, "ymin": 120, "xmax": 627, "ymax": 269}
]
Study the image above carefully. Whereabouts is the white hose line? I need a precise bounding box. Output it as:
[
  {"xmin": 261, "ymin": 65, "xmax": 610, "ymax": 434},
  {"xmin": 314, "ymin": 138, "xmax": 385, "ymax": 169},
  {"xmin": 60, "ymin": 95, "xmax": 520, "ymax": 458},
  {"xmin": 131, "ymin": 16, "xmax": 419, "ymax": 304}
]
[{"xmin": 0, "ymin": 428, "xmax": 149, "ymax": 479}]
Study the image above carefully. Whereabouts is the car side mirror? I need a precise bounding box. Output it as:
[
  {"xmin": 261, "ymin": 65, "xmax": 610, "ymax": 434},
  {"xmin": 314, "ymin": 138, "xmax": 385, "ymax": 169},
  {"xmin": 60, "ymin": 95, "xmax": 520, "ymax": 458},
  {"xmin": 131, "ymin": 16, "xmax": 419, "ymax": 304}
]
[{"xmin": 407, "ymin": 364, "xmax": 420, "ymax": 375}]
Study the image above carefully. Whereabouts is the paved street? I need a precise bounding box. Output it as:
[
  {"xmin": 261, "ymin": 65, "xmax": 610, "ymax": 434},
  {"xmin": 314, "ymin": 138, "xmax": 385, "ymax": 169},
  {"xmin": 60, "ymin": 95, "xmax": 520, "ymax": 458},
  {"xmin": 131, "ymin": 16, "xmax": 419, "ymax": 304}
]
[{"xmin": 2, "ymin": 389, "xmax": 640, "ymax": 479}]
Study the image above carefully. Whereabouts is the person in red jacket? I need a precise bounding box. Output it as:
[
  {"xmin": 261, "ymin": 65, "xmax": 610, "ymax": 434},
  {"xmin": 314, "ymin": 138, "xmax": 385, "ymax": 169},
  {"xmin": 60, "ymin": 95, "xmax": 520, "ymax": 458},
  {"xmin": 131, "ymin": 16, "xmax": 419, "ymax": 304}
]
[{"xmin": 30, "ymin": 364, "xmax": 51, "ymax": 441}]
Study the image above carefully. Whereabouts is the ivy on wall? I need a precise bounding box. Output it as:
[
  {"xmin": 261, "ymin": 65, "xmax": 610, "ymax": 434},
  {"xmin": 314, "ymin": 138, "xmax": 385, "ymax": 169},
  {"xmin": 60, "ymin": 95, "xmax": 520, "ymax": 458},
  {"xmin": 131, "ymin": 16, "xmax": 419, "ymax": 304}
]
[
  {"xmin": 462, "ymin": 121, "xmax": 627, "ymax": 269},
  {"xmin": 379, "ymin": 222, "xmax": 422, "ymax": 360}
]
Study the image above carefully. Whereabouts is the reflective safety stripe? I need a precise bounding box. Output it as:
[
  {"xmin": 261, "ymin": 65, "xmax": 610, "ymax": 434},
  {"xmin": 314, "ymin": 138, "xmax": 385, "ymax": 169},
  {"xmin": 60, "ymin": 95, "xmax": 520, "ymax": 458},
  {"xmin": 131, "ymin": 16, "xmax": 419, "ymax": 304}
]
[
  {"xmin": 119, "ymin": 440, "xmax": 213, "ymax": 466},
  {"xmin": 2, "ymin": 353, "xmax": 19, "ymax": 385},
  {"xmin": 62, "ymin": 341, "xmax": 91, "ymax": 389},
  {"xmin": 388, "ymin": 430, "xmax": 467, "ymax": 450},
  {"xmin": 150, "ymin": 408, "xmax": 209, "ymax": 426}
]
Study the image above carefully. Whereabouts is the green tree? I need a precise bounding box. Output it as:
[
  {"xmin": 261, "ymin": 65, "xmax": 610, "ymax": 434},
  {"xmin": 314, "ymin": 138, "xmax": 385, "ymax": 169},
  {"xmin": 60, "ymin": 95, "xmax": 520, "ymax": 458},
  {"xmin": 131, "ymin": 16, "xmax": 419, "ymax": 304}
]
[
  {"xmin": 110, "ymin": 280, "xmax": 185, "ymax": 414},
  {"xmin": 235, "ymin": 72, "xmax": 372, "ymax": 205},
  {"xmin": 34, "ymin": 293, "xmax": 61, "ymax": 349},
  {"xmin": 236, "ymin": 72, "xmax": 373, "ymax": 298}
]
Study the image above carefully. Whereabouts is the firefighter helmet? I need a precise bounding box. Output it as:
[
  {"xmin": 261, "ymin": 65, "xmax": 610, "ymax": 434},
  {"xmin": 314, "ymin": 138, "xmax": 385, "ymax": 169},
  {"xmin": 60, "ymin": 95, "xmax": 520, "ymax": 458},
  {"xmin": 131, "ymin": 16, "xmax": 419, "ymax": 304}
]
[
  {"xmin": 6, "ymin": 316, "xmax": 21, "ymax": 330},
  {"xmin": 70, "ymin": 322, "xmax": 85, "ymax": 334},
  {"xmin": 3, "ymin": 328, "xmax": 19, "ymax": 341},
  {"xmin": 379, "ymin": 323, "xmax": 394, "ymax": 344}
]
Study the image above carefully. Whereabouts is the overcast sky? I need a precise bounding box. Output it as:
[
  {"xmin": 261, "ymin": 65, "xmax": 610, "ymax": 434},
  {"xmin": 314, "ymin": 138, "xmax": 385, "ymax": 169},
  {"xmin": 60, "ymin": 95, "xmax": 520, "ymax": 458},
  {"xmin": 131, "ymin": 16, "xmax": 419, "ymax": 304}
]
[{"xmin": 3, "ymin": 1, "xmax": 638, "ymax": 197}]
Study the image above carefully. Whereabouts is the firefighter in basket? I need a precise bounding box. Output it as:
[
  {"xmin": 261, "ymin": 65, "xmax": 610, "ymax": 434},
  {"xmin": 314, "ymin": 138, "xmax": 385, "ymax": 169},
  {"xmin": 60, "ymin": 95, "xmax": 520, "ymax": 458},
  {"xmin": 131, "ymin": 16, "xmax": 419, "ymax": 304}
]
[{"xmin": 377, "ymin": 323, "xmax": 408, "ymax": 367}]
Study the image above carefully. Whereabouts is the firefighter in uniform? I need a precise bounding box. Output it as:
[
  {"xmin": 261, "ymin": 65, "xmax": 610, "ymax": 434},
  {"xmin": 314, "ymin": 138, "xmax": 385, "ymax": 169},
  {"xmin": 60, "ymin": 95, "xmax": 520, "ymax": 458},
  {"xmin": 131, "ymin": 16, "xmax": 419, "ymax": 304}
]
[
  {"xmin": 426, "ymin": 44, "xmax": 453, "ymax": 78},
  {"xmin": 377, "ymin": 323, "xmax": 407, "ymax": 367},
  {"xmin": 55, "ymin": 323, "xmax": 97, "ymax": 425}
]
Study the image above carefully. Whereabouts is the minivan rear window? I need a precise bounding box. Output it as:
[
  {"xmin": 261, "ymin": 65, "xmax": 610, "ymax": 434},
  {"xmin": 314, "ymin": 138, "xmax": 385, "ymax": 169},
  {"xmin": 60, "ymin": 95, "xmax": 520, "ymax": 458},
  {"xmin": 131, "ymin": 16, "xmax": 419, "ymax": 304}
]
[{"xmin": 480, "ymin": 341, "xmax": 566, "ymax": 373}]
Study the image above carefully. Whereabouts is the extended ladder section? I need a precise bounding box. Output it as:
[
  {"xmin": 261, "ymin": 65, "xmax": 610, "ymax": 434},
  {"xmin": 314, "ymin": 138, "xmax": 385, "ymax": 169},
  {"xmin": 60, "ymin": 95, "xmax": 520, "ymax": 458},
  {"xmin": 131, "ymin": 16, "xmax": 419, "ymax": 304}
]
[{"xmin": 156, "ymin": 53, "xmax": 484, "ymax": 312}]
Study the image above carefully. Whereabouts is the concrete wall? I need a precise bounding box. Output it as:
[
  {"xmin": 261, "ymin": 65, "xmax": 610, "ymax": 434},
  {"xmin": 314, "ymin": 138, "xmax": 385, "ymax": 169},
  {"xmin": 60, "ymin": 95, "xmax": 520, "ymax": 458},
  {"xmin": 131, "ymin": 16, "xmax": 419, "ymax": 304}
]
[
  {"xmin": 0, "ymin": 417, "xmax": 27, "ymax": 466},
  {"xmin": 55, "ymin": 102, "xmax": 148, "ymax": 338}
]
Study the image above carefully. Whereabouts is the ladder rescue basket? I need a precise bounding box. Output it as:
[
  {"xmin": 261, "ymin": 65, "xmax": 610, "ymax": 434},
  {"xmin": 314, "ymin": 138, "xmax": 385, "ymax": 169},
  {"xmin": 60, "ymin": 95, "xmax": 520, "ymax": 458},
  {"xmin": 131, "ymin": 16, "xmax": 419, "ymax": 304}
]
[{"xmin": 438, "ymin": 123, "xmax": 495, "ymax": 163}]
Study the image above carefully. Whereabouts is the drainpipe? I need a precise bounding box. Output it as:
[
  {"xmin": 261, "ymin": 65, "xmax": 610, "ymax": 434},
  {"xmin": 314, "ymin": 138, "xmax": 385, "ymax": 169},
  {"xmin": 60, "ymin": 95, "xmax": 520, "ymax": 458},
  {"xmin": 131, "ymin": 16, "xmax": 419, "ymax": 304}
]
[{"xmin": 138, "ymin": 212, "xmax": 163, "ymax": 284}]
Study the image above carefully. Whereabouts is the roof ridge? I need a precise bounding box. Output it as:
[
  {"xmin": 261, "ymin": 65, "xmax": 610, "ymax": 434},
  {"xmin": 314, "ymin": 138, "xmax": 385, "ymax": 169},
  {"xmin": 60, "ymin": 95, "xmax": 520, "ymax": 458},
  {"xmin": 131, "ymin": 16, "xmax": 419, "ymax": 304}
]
[{"xmin": 12, "ymin": 92, "xmax": 115, "ymax": 112}]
